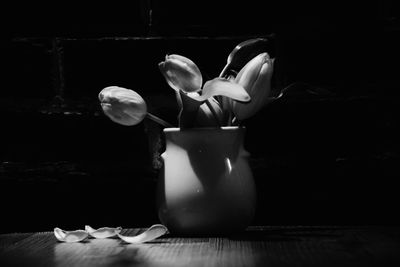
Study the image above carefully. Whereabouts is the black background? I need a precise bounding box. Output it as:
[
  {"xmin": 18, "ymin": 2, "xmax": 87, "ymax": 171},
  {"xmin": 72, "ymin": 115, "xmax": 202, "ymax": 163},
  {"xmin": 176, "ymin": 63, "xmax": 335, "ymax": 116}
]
[{"xmin": 1, "ymin": 0, "xmax": 399, "ymax": 233}]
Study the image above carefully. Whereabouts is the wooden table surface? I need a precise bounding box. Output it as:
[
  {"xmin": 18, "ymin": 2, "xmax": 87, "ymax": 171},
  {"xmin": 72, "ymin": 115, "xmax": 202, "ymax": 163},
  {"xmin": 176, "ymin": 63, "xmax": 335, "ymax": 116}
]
[{"xmin": 1, "ymin": 226, "xmax": 400, "ymax": 267}]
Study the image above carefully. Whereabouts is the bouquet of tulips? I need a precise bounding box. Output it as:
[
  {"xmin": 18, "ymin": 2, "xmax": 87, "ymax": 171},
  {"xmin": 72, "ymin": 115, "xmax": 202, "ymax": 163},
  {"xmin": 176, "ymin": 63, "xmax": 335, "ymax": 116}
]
[{"xmin": 99, "ymin": 38, "xmax": 278, "ymax": 128}]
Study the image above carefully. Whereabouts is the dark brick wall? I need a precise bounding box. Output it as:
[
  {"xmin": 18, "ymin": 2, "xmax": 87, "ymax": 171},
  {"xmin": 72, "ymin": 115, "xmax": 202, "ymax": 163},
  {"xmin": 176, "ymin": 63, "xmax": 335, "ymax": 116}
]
[{"xmin": 1, "ymin": 1, "xmax": 399, "ymax": 233}]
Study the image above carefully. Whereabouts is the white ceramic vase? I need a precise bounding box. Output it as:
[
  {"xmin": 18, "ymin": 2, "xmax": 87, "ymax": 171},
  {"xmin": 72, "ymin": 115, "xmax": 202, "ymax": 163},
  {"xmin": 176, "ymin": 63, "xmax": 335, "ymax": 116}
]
[{"xmin": 157, "ymin": 126, "xmax": 256, "ymax": 235}]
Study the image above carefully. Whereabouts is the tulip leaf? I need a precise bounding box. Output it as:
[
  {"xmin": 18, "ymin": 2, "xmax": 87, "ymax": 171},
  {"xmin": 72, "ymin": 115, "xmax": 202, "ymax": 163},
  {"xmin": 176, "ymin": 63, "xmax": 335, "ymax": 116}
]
[
  {"xmin": 220, "ymin": 38, "xmax": 271, "ymax": 78},
  {"xmin": 178, "ymin": 91, "xmax": 224, "ymax": 128},
  {"xmin": 187, "ymin": 78, "xmax": 250, "ymax": 103},
  {"xmin": 178, "ymin": 90, "xmax": 203, "ymax": 128},
  {"xmin": 196, "ymin": 97, "xmax": 224, "ymax": 127},
  {"xmin": 278, "ymin": 82, "xmax": 335, "ymax": 99}
]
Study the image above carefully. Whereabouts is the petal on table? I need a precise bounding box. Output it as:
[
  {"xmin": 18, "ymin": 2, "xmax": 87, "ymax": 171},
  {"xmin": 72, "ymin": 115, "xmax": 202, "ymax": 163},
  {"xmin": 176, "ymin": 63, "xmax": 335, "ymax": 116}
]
[
  {"xmin": 117, "ymin": 224, "xmax": 168, "ymax": 244},
  {"xmin": 85, "ymin": 225, "xmax": 122, "ymax": 239},
  {"xmin": 54, "ymin": 228, "xmax": 88, "ymax": 243}
]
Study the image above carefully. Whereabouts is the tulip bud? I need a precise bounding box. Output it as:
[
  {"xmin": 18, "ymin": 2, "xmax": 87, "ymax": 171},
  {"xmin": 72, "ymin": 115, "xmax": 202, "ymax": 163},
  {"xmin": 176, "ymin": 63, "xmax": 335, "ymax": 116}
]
[
  {"xmin": 99, "ymin": 86, "xmax": 147, "ymax": 126},
  {"xmin": 232, "ymin": 53, "xmax": 274, "ymax": 121},
  {"xmin": 158, "ymin": 54, "xmax": 202, "ymax": 93}
]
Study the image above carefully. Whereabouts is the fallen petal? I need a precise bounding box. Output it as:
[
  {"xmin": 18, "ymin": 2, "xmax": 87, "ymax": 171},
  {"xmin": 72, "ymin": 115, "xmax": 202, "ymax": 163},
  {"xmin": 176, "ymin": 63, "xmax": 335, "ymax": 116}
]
[
  {"xmin": 54, "ymin": 228, "xmax": 88, "ymax": 243},
  {"xmin": 117, "ymin": 224, "xmax": 168, "ymax": 244},
  {"xmin": 85, "ymin": 225, "xmax": 122, "ymax": 239}
]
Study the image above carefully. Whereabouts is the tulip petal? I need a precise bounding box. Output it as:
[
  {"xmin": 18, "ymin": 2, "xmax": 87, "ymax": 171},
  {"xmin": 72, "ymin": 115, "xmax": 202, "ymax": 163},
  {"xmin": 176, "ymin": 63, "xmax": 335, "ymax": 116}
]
[
  {"xmin": 158, "ymin": 61, "xmax": 180, "ymax": 92},
  {"xmin": 233, "ymin": 57, "xmax": 274, "ymax": 120},
  {"xmin": 85, "ymin": 225, "xmax": 122, "ymax": 239},
  {"xmin": 54, "ymin": 228, "xmax": 89, "ymax": 243},
  {"xmin": 167, "ymin": 54, "xmax": 201, "ymax": 76},
  {"xmin": 101, "ymin": 103, "xmax": 141, "ymax": 126},
  {"xmin": 159, "ymin": 54, "xmax": 202, "ymax": 93},
  {"xmin": 235, "ymin": 53, "xmax": 270, "ymax": 95},
  {"xmin": 117, "ymin": 224, "xmax": 168, "ymax": 244},
  {"xmin": 99, "ymin": 86, "xmax": 147, "ymax": 126}
]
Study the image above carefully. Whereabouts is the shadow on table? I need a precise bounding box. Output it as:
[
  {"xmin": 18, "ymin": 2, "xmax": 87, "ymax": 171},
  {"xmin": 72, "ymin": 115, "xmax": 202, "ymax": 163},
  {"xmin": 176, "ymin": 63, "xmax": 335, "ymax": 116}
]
[{"xmin": 228, "ymin": 226, "xmax": 352, "ymax": 242}]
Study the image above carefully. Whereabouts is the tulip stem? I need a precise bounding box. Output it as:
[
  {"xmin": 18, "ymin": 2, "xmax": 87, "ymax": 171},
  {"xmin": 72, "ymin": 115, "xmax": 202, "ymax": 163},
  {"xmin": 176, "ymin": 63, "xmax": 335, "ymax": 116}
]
[
  {"xmin": 219, "ymin": 63, "xmax": 230, "ymax": 78},
  {"xmin": 205, "ymin": 99, "xmax": 222, "ymax": 127},
  {"xmin": 231, "ymin": 116, "xmax": 239, "ymax": 126},
  {"xmin": 227, "ymin": 111, "xmax": 233, "ymax": 126},
  {"xmin": 146, "ymin": 113, "xmax": 174, "ymax": 128}
]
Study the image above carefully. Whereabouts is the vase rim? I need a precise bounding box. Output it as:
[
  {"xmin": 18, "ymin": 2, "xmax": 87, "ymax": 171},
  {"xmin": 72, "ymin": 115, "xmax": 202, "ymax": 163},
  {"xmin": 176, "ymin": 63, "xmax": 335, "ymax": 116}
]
[{"xmin": 163, "ymin": 126, "xmax": 244, "ymax": 133}]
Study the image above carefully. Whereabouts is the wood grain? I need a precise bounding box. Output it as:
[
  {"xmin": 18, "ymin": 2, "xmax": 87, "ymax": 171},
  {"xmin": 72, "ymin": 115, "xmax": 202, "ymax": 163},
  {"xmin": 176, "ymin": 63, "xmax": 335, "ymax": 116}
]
[{"xmin": 1, "ymin": 226, "xmax": 399, "ymax": 267}]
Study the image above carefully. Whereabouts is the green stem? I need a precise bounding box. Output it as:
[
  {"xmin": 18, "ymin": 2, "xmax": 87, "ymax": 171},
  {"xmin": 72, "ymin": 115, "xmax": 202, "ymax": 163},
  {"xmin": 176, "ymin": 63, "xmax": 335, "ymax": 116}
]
[{"xmin": 146, "ymin": 113, "xmax": 174, "ymax": 128}]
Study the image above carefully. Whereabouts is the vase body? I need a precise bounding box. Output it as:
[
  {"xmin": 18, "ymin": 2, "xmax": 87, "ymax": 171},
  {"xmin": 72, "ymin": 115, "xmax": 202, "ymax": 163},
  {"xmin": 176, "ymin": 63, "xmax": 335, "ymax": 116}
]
[{"xmin": 157, "ymin": 126, "xmax": 256, "ymax": 235}]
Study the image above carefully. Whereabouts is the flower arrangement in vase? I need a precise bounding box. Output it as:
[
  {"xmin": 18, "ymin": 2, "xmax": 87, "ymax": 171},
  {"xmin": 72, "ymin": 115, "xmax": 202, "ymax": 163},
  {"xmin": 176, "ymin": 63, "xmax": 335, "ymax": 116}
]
[{"xmin": 99, "ymin": 38, "xmax": 278, "ymax": 235}]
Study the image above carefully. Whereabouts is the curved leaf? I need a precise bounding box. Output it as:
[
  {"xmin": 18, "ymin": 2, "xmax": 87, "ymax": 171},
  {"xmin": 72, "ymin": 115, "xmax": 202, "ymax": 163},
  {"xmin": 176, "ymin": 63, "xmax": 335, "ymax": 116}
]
[
  {"xmin": 220, "ymin": 38, "xmax": 270, "ymax": 78},
  {"xmin": 187, "ymin": 78, "xmax": 250, "ymax": 103}
]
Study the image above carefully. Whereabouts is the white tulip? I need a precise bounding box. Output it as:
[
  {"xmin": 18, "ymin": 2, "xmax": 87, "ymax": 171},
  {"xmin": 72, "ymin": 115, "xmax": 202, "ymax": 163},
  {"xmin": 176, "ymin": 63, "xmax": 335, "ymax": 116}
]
[
  {"xmin": 232, "ymin": 53, "xmax": 274, "ymax": 121},
  {"xmin": 99, "ymin": 86, "xmax": 147, "ymax": 126}
]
